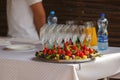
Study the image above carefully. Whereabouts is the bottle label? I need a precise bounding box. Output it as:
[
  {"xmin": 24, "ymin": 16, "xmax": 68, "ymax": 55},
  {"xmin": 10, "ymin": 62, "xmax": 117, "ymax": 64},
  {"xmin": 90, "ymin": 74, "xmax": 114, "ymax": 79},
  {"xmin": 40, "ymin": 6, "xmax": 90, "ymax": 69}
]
[
  {"xmin": 98, "ymin": 34, "xmax": 108, "ymax": 42},
  {"xmin": 52, "ymin": 17, "xmax": 57, "ymax": 23}
]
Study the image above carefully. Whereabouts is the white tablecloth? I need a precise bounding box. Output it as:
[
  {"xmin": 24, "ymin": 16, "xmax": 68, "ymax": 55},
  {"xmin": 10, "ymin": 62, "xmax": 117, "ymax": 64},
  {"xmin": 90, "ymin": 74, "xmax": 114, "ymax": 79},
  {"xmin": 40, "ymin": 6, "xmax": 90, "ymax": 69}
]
[{"xmin": 0, "ymin": 38, "xmax": 120, "ymax": 80}]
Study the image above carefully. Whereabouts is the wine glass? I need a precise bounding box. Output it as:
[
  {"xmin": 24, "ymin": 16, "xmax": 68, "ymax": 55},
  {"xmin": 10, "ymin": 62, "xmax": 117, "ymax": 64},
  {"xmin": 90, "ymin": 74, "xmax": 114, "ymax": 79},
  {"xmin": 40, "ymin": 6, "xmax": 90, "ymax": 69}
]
[
  {"xmin": 47, "ymin": 24, "xmax": 57, "ymax": 48},
  {"xmin": 71, "ymin": 25, "xmax": 79, "ymax": 45},
  {"xmin": 66, "ymin": 20, "xmax": 75, "ymax": 25},
  {"xmin": 78, "ymin": 25, "xmax": 86, "ymax": 45},
  {"xmin": 40, "ymin": 24, "xmax": 50, "ymax": 48},
  {"xmin": 55, "ymin": 24, "xmax": 64, "ymax": 47},
  {"xmin": 60, "ymin": 24, "xmax": 69, "ymax": 43}
]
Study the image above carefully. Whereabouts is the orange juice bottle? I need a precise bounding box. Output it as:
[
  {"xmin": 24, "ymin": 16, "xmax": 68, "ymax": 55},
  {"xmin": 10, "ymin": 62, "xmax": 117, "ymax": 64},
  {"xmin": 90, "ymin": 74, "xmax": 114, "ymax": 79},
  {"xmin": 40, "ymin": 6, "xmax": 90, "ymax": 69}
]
[
  {"xmin": 90, "ymin": 27, "xmax": 97, "ymax": 46},
  {"xmin": 84, "ymin": 21, "xmax": 97, "ymax": 46}
]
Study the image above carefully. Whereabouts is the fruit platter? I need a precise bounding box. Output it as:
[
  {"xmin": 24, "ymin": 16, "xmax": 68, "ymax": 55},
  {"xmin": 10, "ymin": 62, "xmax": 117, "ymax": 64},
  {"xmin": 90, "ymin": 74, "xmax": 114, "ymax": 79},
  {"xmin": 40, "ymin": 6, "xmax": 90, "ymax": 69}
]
[{"xmin": 35, "ymin": 40, "xmax": 101, "ymax": 63}]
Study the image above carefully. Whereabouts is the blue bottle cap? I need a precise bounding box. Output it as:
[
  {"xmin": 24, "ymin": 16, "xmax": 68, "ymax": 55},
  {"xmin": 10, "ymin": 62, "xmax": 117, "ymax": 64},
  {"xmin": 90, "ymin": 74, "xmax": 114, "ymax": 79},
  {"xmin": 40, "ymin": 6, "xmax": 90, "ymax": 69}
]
[
  {"xmin": 50, "ymin": 11, "xmax": 55, "ymax": 15},
  {"xmin": 100, "ymin": 13, "xmax": 105, "ymax": 18}
]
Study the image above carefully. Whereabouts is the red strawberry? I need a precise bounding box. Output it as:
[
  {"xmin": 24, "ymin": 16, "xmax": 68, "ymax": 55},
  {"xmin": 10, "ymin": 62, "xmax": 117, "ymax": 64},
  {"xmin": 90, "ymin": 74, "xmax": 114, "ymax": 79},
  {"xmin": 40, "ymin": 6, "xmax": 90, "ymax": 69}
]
[
  {"xmin": 61, "ymin": 50, "xmax": 66, "ymax": 55},
  {"xmin": 79, "ymin": 51, "xmax": 84, "ymax": 58},
  {"xmin": 58, "ymin": 49, "xmax": 62, "ymax": 54},
  {"xmin": 44, "ymin": 47, "xmax": 48, "ymax": 51},
  {"xmin": 79, "ymin": 53, "xmax": 84, "ymax": 58},
  {"xmin": 43, "ymin": 49, "xmax": 47, "ymax": 54},
  {"xmin": 70, "ymin": 45, "xmax": 78, "ymax": 51},
  {"xmin": 75, "ymin": 51, "xmax": 80, "ymax": 56},
  {"xmin": 48, "ymin": 50, "xmax": 52, "ymax": 54},
  {"xmin": 67, "ymin": 53, "xmax": 72, "ymax": 57},
  {"xmin": 79, "ymin": 50, "xmax": 83, "ymax": 54},
  {"xmin": 83, "ymin": 45, "xmax": 89, "ymax": 51},
  {"xmin": 82, "ymin": 50, "xmax": 87, "ymax": 55},
  {"xmin": 64, "ymin": 43, "xmax": 68, "ymax": 49},
  {"xmin": 66, "ymin": 50, "xmax": 72, "ymax": 57},
  {"xmin": 52, "ymin": 49, "xmax": 57, "ymax": 54},
  {"xmin": 89, "ymin": 48, "xmax": 94, "ymax": 54},
  {"xmin": 67, "ymin": 50, "xmax": 72, "ymax": 54}
]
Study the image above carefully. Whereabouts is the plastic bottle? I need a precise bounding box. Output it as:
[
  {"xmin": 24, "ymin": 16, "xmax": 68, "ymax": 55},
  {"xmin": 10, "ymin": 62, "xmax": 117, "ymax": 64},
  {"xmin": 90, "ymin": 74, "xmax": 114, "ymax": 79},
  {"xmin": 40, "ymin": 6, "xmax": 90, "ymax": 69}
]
[
  {"xmin": 97, "ymin": 13, "xmax": 108, "ymax": 51},
  {"xmin": 47, "ymin": 11, "xmax": 57, "ymax": 25}
]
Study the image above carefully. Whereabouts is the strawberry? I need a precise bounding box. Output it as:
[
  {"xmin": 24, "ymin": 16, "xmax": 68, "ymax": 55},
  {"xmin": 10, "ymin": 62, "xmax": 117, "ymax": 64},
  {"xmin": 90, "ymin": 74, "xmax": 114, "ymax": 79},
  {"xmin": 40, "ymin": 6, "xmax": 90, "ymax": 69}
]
[
  {"xmin": 66, "ymin": 50, "xmax": 72, "ymax": 54},
  {"xmin": 52, "ymin": 49, "xmax": 57, "ymax": 54},
  {"xmin": 70, "ymin": 45, "xmax": 78, "ymax": 51},
  {"xmin": 66, "ymin": 50, "xmax": 72, "ymax": 57},
  {"xmin": 67, "ymin": 53, "xmax": 72, "ymax": 57},
  {"xmin": 44, "ymin": 47, "xmax": 48, "ymax": 51},
  {"xmin": 75, "ymin": 51, "xmax": 80, "ymax": 56},
  {"xmin": 48, "ymin": 49, "xmax": 52, "ymax": 54},
  {"xmin": 61, "ymin": 50, "xmax": 66, "ymax": 55},
  {"xmin": 79, "ymin": 50, "xmax": 83, "ymax": 55},
  {"xmin": 79, "ymin": 51, "xmax": 84, "ymax": 58},
  {"xmin": 58, "ymin": 49, "xmax": 62, "ymax": 54},
  {"xmin": 83, "ymin": 45, "xmax": 89, "ymax": 51},
  {"xmin": 89, "ymin": 48, "xmax": 94, "ymax": 54},
  {"xmin": 82, "ymin": 50, "xmax": 87, "ymax": 55},
  {"xmin": 43, "ymin": 49, "xmax": 47, "ymax": 54}
]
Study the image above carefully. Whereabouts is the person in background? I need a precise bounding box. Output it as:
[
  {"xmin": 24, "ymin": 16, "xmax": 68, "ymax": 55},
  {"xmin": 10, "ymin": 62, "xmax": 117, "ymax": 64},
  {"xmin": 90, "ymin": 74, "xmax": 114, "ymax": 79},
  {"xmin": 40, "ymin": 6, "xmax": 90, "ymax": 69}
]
[{"xmin": 7, "ymin": 0, "xmax": 46, "ymax": 40}]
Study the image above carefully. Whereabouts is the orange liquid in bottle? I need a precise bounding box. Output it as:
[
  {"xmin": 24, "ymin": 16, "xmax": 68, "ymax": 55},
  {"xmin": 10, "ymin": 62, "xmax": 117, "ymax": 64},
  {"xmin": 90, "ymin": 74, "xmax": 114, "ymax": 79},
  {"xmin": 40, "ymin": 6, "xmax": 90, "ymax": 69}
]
[{"xmin": 84, "ymin": 27, "xmax": 97, "ymax": 46}]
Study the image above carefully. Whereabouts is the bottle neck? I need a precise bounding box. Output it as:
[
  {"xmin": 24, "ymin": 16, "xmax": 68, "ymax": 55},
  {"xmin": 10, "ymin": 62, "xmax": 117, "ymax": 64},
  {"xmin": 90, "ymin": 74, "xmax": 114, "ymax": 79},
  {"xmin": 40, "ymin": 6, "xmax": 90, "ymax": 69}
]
[
  {"xmin": 100, "ymin": 16, "xmax": 105, "ymax": 19},
  {"xmin": 50, "ymin": 14, "xmax": 55, "ymax": 16}
]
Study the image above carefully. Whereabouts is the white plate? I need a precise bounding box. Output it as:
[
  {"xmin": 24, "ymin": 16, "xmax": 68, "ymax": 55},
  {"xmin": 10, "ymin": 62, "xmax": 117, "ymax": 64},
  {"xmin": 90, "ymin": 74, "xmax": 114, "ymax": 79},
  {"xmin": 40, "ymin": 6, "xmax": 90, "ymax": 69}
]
[
  {"xmin": 0, "ymin": 39, "xmax": 11, "ymax": 46},
  {"xmin": 5, "ymin": 44, "xmax": 36, "ymax": 51},
  {"xmin": 10, "ymin": 38, "xmax": 42, "ymax": 44}
]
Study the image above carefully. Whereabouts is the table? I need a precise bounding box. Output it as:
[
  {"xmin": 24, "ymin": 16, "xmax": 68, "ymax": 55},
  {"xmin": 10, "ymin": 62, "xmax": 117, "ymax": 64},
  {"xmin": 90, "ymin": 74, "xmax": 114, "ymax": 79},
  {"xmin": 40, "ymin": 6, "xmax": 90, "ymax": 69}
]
[{"xmin": 0, "ymin": 38, "xmax": 120, "ymax": 80}]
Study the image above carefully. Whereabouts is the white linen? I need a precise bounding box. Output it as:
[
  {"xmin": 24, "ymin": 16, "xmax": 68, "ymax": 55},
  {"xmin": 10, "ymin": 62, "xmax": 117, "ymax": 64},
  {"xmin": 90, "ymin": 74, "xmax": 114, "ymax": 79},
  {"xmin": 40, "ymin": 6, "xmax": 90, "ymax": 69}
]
[
  {"xmin": 0, "ymin": 42, "xmax": 120, "ymax": 80},
  {"xmin": 0, "ymin": 59, "xmax": 74, "ymax": 80},
  {"xmin": 77, "ymin": 53, "xmax": 120, "ymax": 80},
  {"xmin": 109, "ymin": 72, "xmax": 120, "ymax": 79}
]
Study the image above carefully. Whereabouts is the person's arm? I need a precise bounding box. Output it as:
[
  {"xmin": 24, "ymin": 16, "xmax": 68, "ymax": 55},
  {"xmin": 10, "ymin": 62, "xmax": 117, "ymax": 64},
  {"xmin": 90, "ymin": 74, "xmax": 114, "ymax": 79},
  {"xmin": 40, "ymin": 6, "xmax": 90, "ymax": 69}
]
[{"xmin": 30, "ymin": 2, "xmax": 46, "ymax": 38}]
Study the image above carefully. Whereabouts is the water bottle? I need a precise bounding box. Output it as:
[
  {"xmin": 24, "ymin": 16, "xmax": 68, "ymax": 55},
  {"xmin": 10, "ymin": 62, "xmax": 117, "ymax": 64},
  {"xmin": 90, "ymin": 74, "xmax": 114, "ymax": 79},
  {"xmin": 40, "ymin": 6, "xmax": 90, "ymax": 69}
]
[
  {"xmin": 97, "ymin": 13, "xmax": 108, "ymax": 51},
  {"xmin": 47, "ymin": 11, "xmax": 57, "ymax": 25}
]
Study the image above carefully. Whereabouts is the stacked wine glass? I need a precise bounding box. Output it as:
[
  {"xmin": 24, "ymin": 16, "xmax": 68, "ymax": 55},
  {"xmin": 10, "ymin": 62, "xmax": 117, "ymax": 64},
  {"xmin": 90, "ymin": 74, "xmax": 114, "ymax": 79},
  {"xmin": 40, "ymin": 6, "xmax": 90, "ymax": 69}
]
[{"xmin": 40, "ymin": 22, "xmax": 94, "ymax": 49}]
